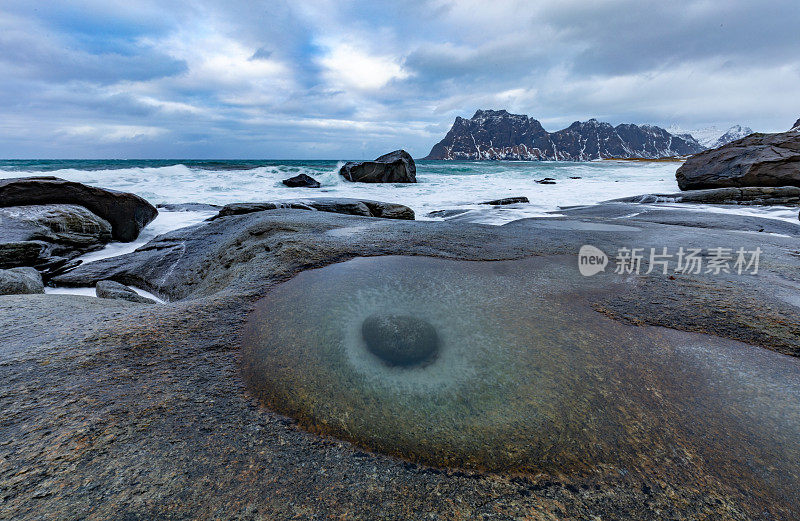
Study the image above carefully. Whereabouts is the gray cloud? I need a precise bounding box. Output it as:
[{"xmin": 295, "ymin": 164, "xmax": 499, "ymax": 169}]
[{"xmin": 0, "ymin": 0, "xmax": 797, "ymax": 159}]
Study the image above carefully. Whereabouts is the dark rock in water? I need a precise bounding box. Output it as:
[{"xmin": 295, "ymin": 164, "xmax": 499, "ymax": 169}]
[
  {"xmin": 426, "ymin": 209, "xmax": 471, "ymax": 219},
  {"xmin": 424, "ymin": 109, "xmax": 704, "ymax": 160},
  {"xmin": 569, "ymin": 176, "xmax": 582, "ymax": 179},
  {"xmin": 212, "ymin": 198, "xmax": 414, "ymax": 221},
  {"xmin": 610, "ymin": 186, "xmax": 800, "ymax": 206},
  {"xmin": 676, "ymin": 131, "xmax": 800, "ymax": 190},
  {"xmin": 156, "ymin": 202, "xmax": 221, "ymax": 212},
  {"xmin": 361, "ymin": 314, "xmax": 439, "ymax": 367},
  {"xmin": 536, "ymin": 179, "xmax": 556, "ymax": 184},
  {"xmin": 481, "ymin": 196, "xmax": 529, "ymax": 205},
  {"xmin": 0, "ymin": 267, "xmax": 44, "ymax": 295},
  {"xmin": 282, "ymin": 174, "xmax": 321, "ymax": 188},
  {"xmin": 340, "ymin": 150, "xmax": 416, "ymax": 183},
  {"xmin": 0, "ymin": 204, "xmax": 112, "ymax": 270},
  {"xmin": 95, "ymin": 280, "xmax": 156, "ymax": 304},
  {"xmin": 0, "ymin": 177, "xmax": 158, "ymax": 241}
]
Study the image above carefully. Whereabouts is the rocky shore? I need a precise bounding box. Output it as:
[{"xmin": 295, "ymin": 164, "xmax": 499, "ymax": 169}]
[{"xmin": 2, "ymin": 168, "xmax": 800, "ymax": 519}]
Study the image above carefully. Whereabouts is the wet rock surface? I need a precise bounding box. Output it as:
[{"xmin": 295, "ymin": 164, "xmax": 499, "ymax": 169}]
[
  {"xmin": 95, "ymin": 280, "xmax": 156, "ymax": 304},
  {"xmin": 4, "ymin": 204, "xmax": 800, "ymax": 519},
  {"xmin": 676, "ymin": 130, "xmax": 800, "ymax": 189},
  {"xmin": 0, "ymin": 177, "xmax": 158, "ymax": 241},
  {"xmin": 0, "ymin": 267, "xmax": 44, "ymax": 295},
  {"xmin": 339, "ymin": 150, "xmax": 417, "ymax": 183}
]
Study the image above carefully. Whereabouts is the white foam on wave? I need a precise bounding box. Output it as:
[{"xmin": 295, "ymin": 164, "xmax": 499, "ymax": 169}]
[
  {"xmin": 2, "ymin": 160, "xmax": 796, "ymax": 228},
  {"xmin": 78, "ymin": 209, "xmax": 216, "ymax": 264}
]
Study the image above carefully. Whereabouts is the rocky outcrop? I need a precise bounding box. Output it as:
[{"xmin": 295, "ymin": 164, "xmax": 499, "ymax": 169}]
[
  {"xmin": 792, "ymin": 118, "xmax": 800, "ymax": 131},
  {"xmin": 0, "ymin": 177, "xmax": 158, "ymax": 241},
  {"xmin": 340, "ymin": 150, "xmax": 416, "ymax": 183},
  {"xmin": 0, "ymin": 204, "xmax": 113, "ymax": 275},
  {"xmin": 211, "ymin": 198, "xmax": 414, "ymax": 221},
  {"xmin": 424, "ymin": 110, "xmax": 704, "ymax": 160},
  {"xmin": 95, "ymin": 280, "xmax": 156, "ymax": 304},
  {"xmin": 282, "ymin": 174, "xmax": 320, "ymax": 188},
  {"xmin": 0, "ymin": 267, "xmax": 44, "ymax": 295},
  {"xmin": 609, "ymin": 186, "xmax": 800, "ymax": 206},
  {"xmin": 676, "ymin": 131, "xmax": 800, "ymax": 190}
]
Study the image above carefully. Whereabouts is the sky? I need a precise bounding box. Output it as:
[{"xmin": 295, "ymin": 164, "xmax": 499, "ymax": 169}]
[{"xmin": 0, "ymin": 0, "xmax": 798, "ymax": 159}]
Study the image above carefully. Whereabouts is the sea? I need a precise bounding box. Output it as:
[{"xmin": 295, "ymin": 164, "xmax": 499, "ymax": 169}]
[{"xmin": 2, "ymin": 159, "xmax": 798, "ymax": 264}]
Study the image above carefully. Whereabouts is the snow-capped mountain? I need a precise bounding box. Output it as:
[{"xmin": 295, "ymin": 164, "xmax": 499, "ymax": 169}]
[
  {"xmin": 424, "ymin": 110, "xmax": 704, "ymax": 160},
  {"xmin": 667, "ymin": 124, "xmax": 753, "ymax": 149}
]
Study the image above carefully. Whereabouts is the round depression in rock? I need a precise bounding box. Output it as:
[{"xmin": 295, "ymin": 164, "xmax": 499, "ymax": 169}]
[{"xmin": 241, "ymin": 255, "xmax": 800, "ymax": 496}]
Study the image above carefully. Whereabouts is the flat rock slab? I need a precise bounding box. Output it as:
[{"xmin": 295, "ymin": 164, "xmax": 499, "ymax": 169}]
[
  {"xmin": 610, "ymin": 185, "xmax": 800, "ymax": 206},
  {"xmin": 5, "ymin": 207, "xmax": 800, "ymax": 519},
  {"xmin": 211, "ymin": 197, "xmax": 414, "ymax": 221}
]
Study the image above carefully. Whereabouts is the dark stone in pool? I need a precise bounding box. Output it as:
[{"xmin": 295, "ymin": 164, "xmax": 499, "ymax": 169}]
[{"xmin": 361, "ymin": 314, "xmax": 439, "ymax": 367}]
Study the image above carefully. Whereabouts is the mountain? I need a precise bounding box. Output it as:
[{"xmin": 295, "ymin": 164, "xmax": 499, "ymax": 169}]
[
  {"xmin": 424, "ymin": 110, "xmax": 704, "ymax": 161},
  {"xmin": 792, "ymin": 118, "xmax": 800, "ymax": 131},
  {"xmin": 667, "ymin": 124, "xmax": 754, "ymax": 149},
  {"xmin": 709, "ymin": 125, "xmax": 754, "ymax": 148}
]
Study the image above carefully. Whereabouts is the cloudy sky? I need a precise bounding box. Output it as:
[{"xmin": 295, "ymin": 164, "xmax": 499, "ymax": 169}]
[{"xmin": 1, "ymin": 0, "xmax": 798, "ymax": 159}]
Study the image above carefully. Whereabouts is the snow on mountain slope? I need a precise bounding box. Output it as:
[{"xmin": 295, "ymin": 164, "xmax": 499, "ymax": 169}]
[{"xmin": 667, "ymin": 124, "xmax": 753, "ymax": 149}]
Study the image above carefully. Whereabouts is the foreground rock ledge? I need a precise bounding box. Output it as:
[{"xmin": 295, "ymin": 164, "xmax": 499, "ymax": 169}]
[{"xmin": 4, "ymin": 206, "xmax": 800, "ymax": 520}]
